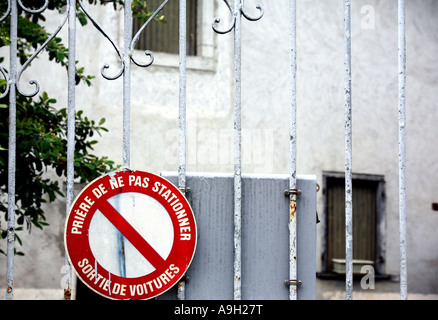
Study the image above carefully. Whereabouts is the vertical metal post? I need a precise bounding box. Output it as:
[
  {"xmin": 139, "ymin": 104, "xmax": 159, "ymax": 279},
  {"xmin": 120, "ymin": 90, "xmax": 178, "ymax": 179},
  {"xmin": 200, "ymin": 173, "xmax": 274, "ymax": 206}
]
[
  {"xmin": 178, "ymin": 0, "xmax": 187, "ymax": 201},
  {"xmin": 212, "ymin": 0, "xmax": 263, "ymax": 300},
  {"xmin": 288, "ymin": 0, "xmax": 298, "ymax": 301},
  {"xmin": 123, "ymin": 0, "xmax": 133, "ymax": 169},
  {"xmin": 6, "ymin": 0, "xmax": 18, "ymax": 301},
  {"xmin": 343, "ymin": 0, "xmax": 353, "ymax": 301},
  {"xmin": 177, "ymin": 0, "xmax": 188, "ymax": 300},
  {"xmin": 398, "ymin": 0, "xmax": 408, "ymax": 301},
  {"xmin": 232, "ymin": 0, "xmax": 242, "ymax": 300},
  {"xmin": 115, "ymin": 0, "xmax": 133, "ymax": 287},
  {"xmin": 210, "ymin": 0, "xmax": 244, "ymax": 301},
  {"xmin": 64, "ymin": 0, "xmax": 77, "ymax": 300}
]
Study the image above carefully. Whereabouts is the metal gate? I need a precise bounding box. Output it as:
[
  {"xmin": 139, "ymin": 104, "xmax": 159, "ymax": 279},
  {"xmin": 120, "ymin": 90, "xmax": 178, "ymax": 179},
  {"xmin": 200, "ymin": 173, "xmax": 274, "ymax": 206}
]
[{"xmin": 1, "ymin": 0, "xmax": 409, "ymax": 300}]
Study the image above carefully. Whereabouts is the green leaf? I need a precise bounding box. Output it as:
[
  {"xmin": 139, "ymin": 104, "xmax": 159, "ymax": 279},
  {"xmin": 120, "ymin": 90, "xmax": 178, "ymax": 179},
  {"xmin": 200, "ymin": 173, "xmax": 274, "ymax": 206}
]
[
  {"xmin": 15, "ymin": 234, "xmax": 22, "ymax": 246},
  {"xmin": 85, "ymin": 163, "xmax": 95, "ymax": 170},
  {"xmin": 56, "ymin": 51, "xmax": 65, "ymax": 61}
]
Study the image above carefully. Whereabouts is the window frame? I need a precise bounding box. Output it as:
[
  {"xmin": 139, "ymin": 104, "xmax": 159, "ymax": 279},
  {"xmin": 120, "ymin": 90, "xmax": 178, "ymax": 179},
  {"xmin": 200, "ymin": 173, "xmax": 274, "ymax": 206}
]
[
  {"xmin": 132, "ymin": 0, "xmax": 198, "ymax": 56},
  {"xmin": 320, "ymin": 171, "xmax": 387, "ymax": 277},
  {"xmin": 129, "ymin": 0, "xmax": 216, "ymax": 72}
]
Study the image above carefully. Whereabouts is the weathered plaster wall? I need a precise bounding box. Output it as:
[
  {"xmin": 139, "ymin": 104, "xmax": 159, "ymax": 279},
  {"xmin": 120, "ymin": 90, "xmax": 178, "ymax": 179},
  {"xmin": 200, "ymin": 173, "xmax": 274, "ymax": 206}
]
[{"xmin": 1, "ymin": 0, "xmax": 437, "ymax": 299}]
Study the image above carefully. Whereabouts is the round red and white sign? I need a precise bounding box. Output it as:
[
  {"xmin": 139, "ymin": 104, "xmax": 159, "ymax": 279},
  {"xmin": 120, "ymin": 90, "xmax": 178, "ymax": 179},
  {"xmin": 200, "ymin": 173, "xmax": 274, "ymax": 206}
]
[{"xmin": 64, "ymin": 169, "xmax": 197, "ymax": 300}]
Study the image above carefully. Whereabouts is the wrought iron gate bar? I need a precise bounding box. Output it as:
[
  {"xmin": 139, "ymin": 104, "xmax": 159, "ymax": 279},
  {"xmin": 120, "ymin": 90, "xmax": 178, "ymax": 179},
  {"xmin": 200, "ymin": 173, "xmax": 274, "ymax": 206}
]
[
  {"xmin": 122, "ymin": 0, "xmax": 133, "ymax": 168},
  {"xmin": 288, "ymin": 0, "xmax": 298, "ymax": 301},
  {"xmin": 5, "ymin": 0, "xmax": 63, "ymax": 300},
  {"xmin": 5, "ymin": 0, "xmax": 18, "ymax": 301},
  {"xmin": 178, "ymin": 0, "xmax": 187, "ymax": 198},
  {"xmin": 212, "ymin": 0, "xmax": 263, "ymax": 300},
  {"xmin": 177, "ymin": 0, "xmax": 188, "ymax": 300},
  {"xmin": 398, "ymin": 0, "xmax": 408, "ymax": 301},
  {"xmin": 0, "ymin": 2, "xmax": 11, "ymax": 99},
  {"xmin": 64, "ymin": 0, "xmax": 77, "ymax": 300},
  {"xmin": 343, "ymin": 0, "xmax": 353, "ymax": 301}
]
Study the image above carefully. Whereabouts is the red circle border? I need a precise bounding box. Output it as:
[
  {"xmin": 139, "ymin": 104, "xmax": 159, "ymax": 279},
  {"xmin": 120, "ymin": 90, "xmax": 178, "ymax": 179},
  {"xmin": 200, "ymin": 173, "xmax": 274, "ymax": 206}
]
[{"xmin": 64, "ymin": 169, "xmax": 197, "ymax": 300}]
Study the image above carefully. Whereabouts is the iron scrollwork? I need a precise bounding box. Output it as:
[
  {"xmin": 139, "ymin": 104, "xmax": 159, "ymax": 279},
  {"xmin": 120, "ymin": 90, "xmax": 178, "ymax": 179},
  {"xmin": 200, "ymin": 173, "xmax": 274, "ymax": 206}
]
[
  {"xmin": 130, "ymin": 0, "xmax": 169, "ymax": 68},
  {"xmin": 0, "ymin": 0, "xmax": 170, "ymax": 96},
  {"xmin": 77, "ymin": 0, "xmax": 125, "ymax": 80},
  {"xmin": 78, "ymin": 0, "xmax": 169, "ymax": 81},
  {"xmin": 0, "ymin": 1, "xmax": 11, "ymax": 24},
  {"xmin": 212, "ymin": 0, "xmax": 264, "ymax": 34},
  {"xmin": 0, "ymin": 0, "xmax": 70, "ymax": 98},
  {"xmin": 0, "ymin": 66, "xmax": 9, "ymax": 99}
]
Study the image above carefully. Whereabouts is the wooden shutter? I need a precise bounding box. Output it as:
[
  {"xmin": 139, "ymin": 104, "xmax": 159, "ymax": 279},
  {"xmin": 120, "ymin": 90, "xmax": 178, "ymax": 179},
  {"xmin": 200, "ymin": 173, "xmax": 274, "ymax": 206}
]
[
  {"xmin": 326, "ymin": 176, "xmax": 378, "ymax": 273},
  {"xmin": 133, "ymin": 0, "xmax": 197, "ymax": 56}
]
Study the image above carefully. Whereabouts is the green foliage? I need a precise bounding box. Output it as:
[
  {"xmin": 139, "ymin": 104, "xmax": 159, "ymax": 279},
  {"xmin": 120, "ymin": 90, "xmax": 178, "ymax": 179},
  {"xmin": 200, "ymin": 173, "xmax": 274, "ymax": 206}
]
[
  {"xmin": 0, "ymin": 84, "xmax": 118, "ymax": 256},
  {"xmin": 132, "ymin": 0, "xmax": 167, "ymax": 24},
  {"xmin": 0, "ymin": 1, "xmax": 162, "ymax": 255}
]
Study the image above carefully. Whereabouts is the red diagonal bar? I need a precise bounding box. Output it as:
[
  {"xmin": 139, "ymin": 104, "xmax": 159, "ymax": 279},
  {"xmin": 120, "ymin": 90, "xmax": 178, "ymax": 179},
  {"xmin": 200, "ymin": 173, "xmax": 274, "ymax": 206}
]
[{"xmin": 98, "ymin": 200, "xmax": 167, "ymax": 271}]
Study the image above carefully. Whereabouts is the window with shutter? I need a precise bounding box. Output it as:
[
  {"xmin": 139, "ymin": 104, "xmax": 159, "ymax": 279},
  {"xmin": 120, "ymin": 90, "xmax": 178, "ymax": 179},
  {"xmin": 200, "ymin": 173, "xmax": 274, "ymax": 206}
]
[
  {"xmin": 133, "ymin": 0, "xmax": 198, "ymax": 56},
  {"xmin": 322, "ymin": 172, "xmax": 386, "ymax": 276}
]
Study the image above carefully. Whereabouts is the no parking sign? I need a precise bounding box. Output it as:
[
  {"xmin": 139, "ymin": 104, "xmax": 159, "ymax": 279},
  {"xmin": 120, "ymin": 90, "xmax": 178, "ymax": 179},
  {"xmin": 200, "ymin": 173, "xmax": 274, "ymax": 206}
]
[{"xmin": 64, "ymin": 169, "xmax": 197, "ymax": 300}]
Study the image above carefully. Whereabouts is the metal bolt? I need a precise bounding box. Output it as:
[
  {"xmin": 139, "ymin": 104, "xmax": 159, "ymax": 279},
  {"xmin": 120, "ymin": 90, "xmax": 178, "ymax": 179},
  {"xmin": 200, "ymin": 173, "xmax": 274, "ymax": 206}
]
[
  {"xmin": 284, "ymin": 189, "xmax": 302, "ymax": 196},
  {"xmin": 284, "ymin": 279, "xmax": 302, "ymax": 286}
]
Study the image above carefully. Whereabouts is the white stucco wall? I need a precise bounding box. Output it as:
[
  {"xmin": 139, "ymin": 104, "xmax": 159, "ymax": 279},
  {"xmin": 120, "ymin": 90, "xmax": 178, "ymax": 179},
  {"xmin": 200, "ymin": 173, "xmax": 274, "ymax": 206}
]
[{"xmin": 1, "ymin": 0, "xmax": 438, "ymax": 299}]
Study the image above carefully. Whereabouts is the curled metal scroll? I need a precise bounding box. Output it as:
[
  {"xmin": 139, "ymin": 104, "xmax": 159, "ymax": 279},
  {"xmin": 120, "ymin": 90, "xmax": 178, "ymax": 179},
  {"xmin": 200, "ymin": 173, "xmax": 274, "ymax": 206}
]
[
  {"xmin": 1, "ymin": 0, "xmax": 61, "ymax": 97},
  {"xmin": 0, "ymin": 0, "xmax": 11, "ymax": 23},
  {"xmin": 77, "ymin": 0, "xmax": 125, "ymax": 80},
  {"xmin": 212, "ymin": 0, "xmax": 235, "ymax": 34},
  {"xmin": 130, "ymin": 0, "xmax": 169, "ymax": 68},
  {"xmin": 17, "ymin": 6, "xmax": 69, "ymax": 97},
  {"xmin": 0, "ymin": 66, "xmax": 10, "ymax": 99},
  {"xmin": 241, "ymin": 3, "xmax": 264, "ymax": 21},
  {"xmin": 212, "ymin": 0, "xmax": 264, "ymax": 34},
  {"xmin": 18, "ymin": 0, "xmax": 49, "ymax": 14},
  {"xmin": 0, "ymin": 0, "xmax": 70, "ymax": 97},
  {"xmin": 1, "ymin": 1, "xmax": 13, "ymax": 98},
  {"xmin": 1, "ymin": 0, "xmax": 50, "ymax": 22},
  {"xmin": 78, "ymin": 0, "xmax": 168, "ymax": 80}
]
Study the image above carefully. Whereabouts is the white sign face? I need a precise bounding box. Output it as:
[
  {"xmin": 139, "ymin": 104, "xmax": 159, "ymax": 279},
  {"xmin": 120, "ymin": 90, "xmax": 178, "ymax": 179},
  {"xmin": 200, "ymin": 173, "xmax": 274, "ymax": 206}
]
[{"xmin": 89, "ymin": 192, "xmax": 175, "ymax": 278}]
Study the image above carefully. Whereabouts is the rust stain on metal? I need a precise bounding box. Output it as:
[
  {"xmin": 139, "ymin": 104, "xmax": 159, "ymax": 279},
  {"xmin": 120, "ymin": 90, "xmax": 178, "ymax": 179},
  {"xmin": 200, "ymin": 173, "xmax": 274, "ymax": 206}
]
[
  {"xmin": 64, "ymin": 288, "xmax": 72, "ymax": 300},
  {"xmin": 289, "ymin": 190, "xmax": 298, "ymax": 219},
  {"xmin": 290, "ymin": 201, "xmax": 296, "ymax": 218}
]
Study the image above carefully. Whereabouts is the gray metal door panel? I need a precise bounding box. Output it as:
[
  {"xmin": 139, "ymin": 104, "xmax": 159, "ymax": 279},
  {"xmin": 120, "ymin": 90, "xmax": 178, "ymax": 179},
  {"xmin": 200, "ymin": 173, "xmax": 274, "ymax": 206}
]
[
  {"xmin": 241, "ymin": 175, "xmax": 290, "ymax": 300},
  {"xmin": 159, "ymin": 172, "xmax": 316, "ymax": 300}
]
